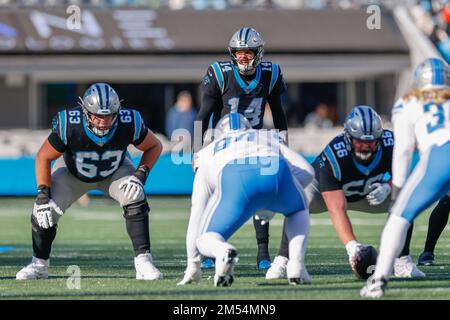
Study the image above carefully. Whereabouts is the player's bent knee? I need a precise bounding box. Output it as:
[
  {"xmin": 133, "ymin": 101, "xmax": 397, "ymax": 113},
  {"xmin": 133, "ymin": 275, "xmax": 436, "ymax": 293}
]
[{"xmin": 123, "ymin": 200, "xmax": 150, "ymax": 221}]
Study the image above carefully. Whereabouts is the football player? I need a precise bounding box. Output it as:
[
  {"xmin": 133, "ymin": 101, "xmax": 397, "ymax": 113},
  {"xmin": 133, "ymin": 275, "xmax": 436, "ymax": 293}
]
[
  {"xmin": 178, "ymin": 113, "xmax": 314, "ymax": 286},
  {"xmin": 195, "ymin": 27, "xmax": 289, "ymax": 270},
  {"xmin": 361, "ymin": 58, "xmax": 450, "ymax": 298},
  {"xmin": 417, "ymin": 194, "xmax": 450, "ymax": 266},
  {"xmin": 16, "ymin": 83, "xmax": 163, "ymax": 281},
  {"xmin": 266, "ymin": 106, "xmax": 425, "ymax": 280}
]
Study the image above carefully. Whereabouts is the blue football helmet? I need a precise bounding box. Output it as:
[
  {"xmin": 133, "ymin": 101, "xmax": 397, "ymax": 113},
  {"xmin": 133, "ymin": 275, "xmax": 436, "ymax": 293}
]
[{"xmin": 215, "ymin": 113, "xmax": 252, "ymax": 136}]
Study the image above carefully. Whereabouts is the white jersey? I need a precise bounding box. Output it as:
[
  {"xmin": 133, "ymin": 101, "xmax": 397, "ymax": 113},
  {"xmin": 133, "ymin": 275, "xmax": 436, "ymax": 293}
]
[
  {"xmin": 194, "ymin": 129, "xmax": 313, "ymax": 187},
  {"xmin": 185, "ymin": 129, "xmax": 314, "ymax": 263},
  {"xmin": 391, "ymin": 97, "xmax": 450, "ymax": 188}
]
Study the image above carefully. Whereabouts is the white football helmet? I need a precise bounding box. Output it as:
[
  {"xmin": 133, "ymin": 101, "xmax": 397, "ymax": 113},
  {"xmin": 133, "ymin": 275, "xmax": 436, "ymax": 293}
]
[
  {"xmin": 215, "ymin": 113, "xmax": 252, "ymax": 137},
  {"xmin": 79, "ymin": 83, "xmax": 121, "ymax": 137},
  {"xmin": 412, "ymin": 57, "xmax": 450, "ymax": 90}
]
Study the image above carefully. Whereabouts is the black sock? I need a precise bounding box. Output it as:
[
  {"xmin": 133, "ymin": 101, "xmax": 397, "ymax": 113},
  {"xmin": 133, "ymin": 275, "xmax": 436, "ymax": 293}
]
[
  {"xmin": 277, "ymin": 219, "xmax": 289, "ymax": 259},
  {"xmin": 125, "ymin": 214, "xmax": 151, "ymax": 256},
  {"xmin": 399, "ymin": 223, "xmax": 414, "ymax": 257},
  {"xmin": 32, "ymin": 226, "xmax": 57, "ymax": 260},
  {"xmin": 253, "ymin": 216, "xmax": 270, "ymax": 261},
  {"xmin": 424, "ymin": 196, "xmax": 450, "ymax": 253}
]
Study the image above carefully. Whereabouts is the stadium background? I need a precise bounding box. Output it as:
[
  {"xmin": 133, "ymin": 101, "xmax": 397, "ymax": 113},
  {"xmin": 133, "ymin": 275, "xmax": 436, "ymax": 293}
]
[
  {"xmin": 0, "ymin": 0, "xmax": 448, "ymax": 301},
  {"xmin": 1, "ymin": 0, "xmax": 439, "ymax": 195}
]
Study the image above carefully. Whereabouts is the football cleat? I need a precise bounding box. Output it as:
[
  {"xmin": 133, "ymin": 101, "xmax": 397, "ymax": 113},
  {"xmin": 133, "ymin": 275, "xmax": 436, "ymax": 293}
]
[
  {"xmin": 360, "ymin": 277, "xmax": 387, "ymax": 298},
  {"xmin": 16, "ymin": 257, "xmax": 49, "ymax": 280},
  {"xmin": 258, "ymin": 259, "xmax": 271, "ymax": 270},
  {"xmin": 265, "ymin": 255, "xmax": 288, "ymax": 280},
  {"xmin": 201, "ymin": 258, "xmax": 215, "ymax": 269},
  {"xmin": 177, "ymin": 261, "xmax": 202, "ymax": 286},
  {"xmin": 214, "ymin": 248, "xmax": 238, "ymax": 287},
  {"xmin": 394, "ymin": 255, "xmax": 426, "ymax": 278},
  {"xmin": 134, "ymin": 253, "xmax": 163, "ymax": 280},
  {"xmin": 286, "ymin": 259, "xmax": 312, "ymax": 285},
  {"xmin": 418, "ymin": 251, "xmax": 435, "ymax": 266}
]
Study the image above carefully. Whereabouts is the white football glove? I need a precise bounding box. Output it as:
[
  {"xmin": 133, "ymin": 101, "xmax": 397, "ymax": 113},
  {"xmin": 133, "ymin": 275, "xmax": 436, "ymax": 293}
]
[
  {"xmin": 119, "ymin": 176, "xmax": 144, "ymax": 201},
  {"xmin": 254, "ymin": 211, "xmax": 276, "ymax": 226},
  {"xmin": 366, "ymin": 182, "xmax": 391, "ymax": 206},
  {"xmin": 33, "ymin": 199, "xmax": 63, "ymax": 229},
  {"xmin": 346, "ymin": 240, "xmax": 364, "ymax": 269},
  {"xmin": 177, "ymin": 261, "xmax": 201, "ymax": 286}
]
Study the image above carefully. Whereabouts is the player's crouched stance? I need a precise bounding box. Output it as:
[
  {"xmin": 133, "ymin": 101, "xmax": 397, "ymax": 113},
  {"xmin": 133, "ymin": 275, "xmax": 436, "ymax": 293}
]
[
  {"xmin": 16, "ymin": 83, "xmax": 163, "ymax": 281},
  {"xmin": 178, "ymin": 113, "xmax": 314, "ymax": 287},
  {"xmin": 266, "ymin": 106, "xmax": 424, "ymax": 281}
]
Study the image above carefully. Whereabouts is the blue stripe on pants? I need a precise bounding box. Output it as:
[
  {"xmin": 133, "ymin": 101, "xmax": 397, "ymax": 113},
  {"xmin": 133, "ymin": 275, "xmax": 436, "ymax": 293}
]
[
  {"xmin": 396, "ymin": 142, "xmax": 450, "ymax": 223},
  {"xmin": 206, "ymin": 156, "xmax": 306, "ymax": 240}
]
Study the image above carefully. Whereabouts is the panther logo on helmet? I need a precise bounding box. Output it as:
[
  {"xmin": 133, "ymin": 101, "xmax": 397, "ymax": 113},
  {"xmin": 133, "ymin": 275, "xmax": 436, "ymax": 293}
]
[
  {"xmin": 79, "ymin": 83, "xmax": 121, "ymax": 137},
  {"xmin": 343, "ymin": 106, "xmax": 383, "ymax": 162},
  {"xmin": 228, "ymin": 27, "xmax": 265, "ymax": 75}
]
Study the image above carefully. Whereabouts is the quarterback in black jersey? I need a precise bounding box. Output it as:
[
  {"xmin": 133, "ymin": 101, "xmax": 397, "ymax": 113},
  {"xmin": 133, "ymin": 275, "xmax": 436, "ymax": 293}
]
[
  {"xmin": 195, "ymin": 27, "xmax": 289, "ymax": 270},
  {"xmin": 266, "ymin": 106, "xmax": 425, "ymax": 280},
  {"xmin": 16, "ymin": 83, "xmax": 164, "ymax": 281}
]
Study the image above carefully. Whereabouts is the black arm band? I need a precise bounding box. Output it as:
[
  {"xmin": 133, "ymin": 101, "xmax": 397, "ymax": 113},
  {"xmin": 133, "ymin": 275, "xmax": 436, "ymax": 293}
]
[
  {"xmin": 36, "ymin": 185, "xmax": 51, "ymax": 205},
  {"xmin": 134, "ymin": 166, "xmax": 150, "ymax": 184}
]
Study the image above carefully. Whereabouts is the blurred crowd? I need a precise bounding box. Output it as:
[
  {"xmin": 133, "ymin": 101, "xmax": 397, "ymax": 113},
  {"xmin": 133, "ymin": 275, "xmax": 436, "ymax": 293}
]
[
  {"xmin": 0, "ymin": 0, "xmax": 415, "ymax": 10},
  {"xmin": 410, "ymin": 1, "xmax": 450, "ymax": 63}
]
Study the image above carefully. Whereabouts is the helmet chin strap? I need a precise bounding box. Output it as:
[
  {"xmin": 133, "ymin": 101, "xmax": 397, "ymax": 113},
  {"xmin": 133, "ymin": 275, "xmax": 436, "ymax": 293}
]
[
  {"xmin": 237, "ymin": 59, "xmax": 256, "ymax": 75},
  {"xmin": 92, "ymin": 126, "xmax": 110, "ymax": 137}
]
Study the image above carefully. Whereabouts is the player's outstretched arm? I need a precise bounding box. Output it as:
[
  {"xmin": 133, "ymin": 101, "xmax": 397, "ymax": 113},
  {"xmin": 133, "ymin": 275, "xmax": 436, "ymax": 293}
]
[
  {"xmin": 33, "ymin": 139, "xmax": 63, "ymax": 229},
  {"xmin": 35, "ymin": 139, "xmax": 63, "ymax": 188},
  {"xmin": 321, "ymin": 190, "xmax": 356, "ymax": 246},
  {"xmin": 135, "ymin": 130, "xmax": 163, "ymax": 175}
]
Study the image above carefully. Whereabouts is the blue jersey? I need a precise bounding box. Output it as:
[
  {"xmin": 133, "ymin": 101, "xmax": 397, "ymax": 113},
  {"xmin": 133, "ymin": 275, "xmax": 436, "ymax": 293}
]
[
  {"xmin": 48, "ymin": 107, "xmax": 148, "ymax": 183},
  {"xmin": 314, "ymin": 130, "xmax": 394, "ymax": 202}
]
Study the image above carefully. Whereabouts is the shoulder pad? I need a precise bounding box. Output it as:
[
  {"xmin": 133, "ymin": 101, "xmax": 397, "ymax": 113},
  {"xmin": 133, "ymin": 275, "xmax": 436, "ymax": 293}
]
[{"xmin": 210, "ymin": 61, "xmax": 232, "ymax": 94}]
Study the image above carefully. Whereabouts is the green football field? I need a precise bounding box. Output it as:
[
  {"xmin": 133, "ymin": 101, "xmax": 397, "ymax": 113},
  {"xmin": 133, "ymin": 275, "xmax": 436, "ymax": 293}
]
[{"xmin": 0, "ymin": 196, "xmax": 449, "ymax": 300}]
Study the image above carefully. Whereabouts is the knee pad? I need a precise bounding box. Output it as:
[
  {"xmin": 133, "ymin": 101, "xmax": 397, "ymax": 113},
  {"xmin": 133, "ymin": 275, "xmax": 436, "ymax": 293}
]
[{"xmin": 123, "ymin": 200, "xmax": 150, "ymax": 221}]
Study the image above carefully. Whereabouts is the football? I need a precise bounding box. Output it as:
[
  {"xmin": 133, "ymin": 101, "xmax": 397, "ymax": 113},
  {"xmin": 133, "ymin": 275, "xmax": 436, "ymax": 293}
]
[{"xmin": 351, "ymin": 246, "xmax": 378, "ymax": 280}]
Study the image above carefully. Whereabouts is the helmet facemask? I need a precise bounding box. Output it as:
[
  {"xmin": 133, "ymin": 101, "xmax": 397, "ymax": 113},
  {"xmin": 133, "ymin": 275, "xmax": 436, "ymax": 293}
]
[
  {"xmin": 79, "ymin": 83, "xmax": 121, "ymax": 137},
  {"xmin": 343, "ymin": 105, "xmax": 383, "ymax": 163},
  {"xmin": 344, "ymin": 132, "xmax": 380, "ymax": 162},
  {"xmin": 229, "ymin": 46, "xmax": 264, "ymax": 75},
  {"xmin": 228, "ymin": 27, "xmax": 265, "ymax": 76},
  {"xmin": 82, "ymin": 107, "xmax": 119, "ymax": 137}
]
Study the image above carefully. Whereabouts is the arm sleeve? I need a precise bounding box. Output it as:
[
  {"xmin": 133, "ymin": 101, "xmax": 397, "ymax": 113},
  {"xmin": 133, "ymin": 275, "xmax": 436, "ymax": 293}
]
[
  {"xmin": 195, "ymin": 66, "xmax": 223, "ymax": 151},
  {"xmin": 132, "ymin": 110, "xmax": 149, "ymax": 146},
  {"xmin": 47, "ymin": 113, "xmax": 67, "ymax": 153},
  {"xmin": 316, "ymin": 153, "xmax": 342, "ymax": 192},
  {"xmin": 391, "ymin": 104, "xmax": 415, "ymax": 188},
  {"xmin": 267, "ymin": 70, "xmax": 288, "ymax": 132}
]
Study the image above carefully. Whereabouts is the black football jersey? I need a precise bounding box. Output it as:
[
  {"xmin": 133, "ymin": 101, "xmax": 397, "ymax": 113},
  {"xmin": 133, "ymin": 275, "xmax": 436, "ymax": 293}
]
[
  {"xmin": 48, "ymin": 107, "xmax": 148, "ymax": 183},
  {"xmin": 314, "ymin": 130, "xmax": 394, "ymax": 202},
  {"xmin": 200, "ymin": 60, "xmax": 286, "ymax": 128}
]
